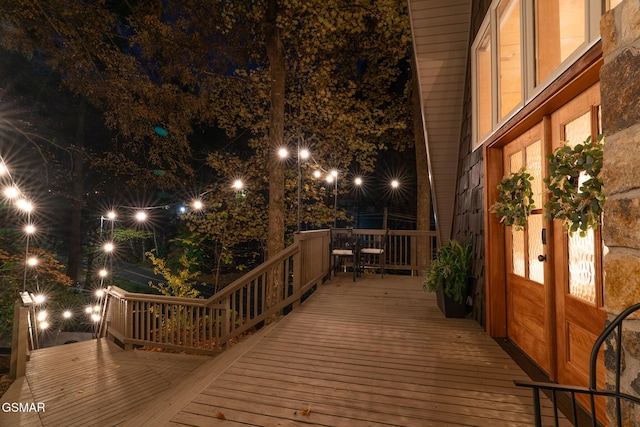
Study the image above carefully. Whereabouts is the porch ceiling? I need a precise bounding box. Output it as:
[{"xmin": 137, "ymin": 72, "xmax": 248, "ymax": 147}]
[{"xmin": 408, "ymin": 0, "xmax": 472, "ymax": 243}]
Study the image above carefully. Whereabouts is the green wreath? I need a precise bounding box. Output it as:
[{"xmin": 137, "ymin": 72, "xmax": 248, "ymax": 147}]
[
  {"xmin": 491, "ymin": 167, "xmax": 535, "ymax": 231},
  {"xmin": 544, "ymin": 135, "xmax": 605, "ymax": 236}
]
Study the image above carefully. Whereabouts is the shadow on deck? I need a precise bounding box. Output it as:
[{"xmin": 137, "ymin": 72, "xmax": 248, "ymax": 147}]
[{"xmin": 1, "ymin": 274, "xmax": 568, "ymax": 426}]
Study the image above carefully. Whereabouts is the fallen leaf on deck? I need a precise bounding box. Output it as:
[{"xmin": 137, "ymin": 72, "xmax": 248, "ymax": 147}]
[
  {"xmin": 301, "ymin": 405, "xmax": 312, "ymax": 416},
  {"xmin": 215, "ymin": 411, "xmax": 226, "ymax": 420},
  {"xmin": 77, "ymin": 390, "xmax": 83, "ymax": 394}
]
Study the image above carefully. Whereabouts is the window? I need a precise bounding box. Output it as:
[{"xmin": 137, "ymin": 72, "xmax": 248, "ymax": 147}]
[
  {"xmin": 475, "ymin": 24, "xmax": 493, "ymax": 141},
  {"xmin": 472, "ymin": 0, "xmax": 608, "ymax": 150},
  {"xmin": 498, "ymin": 0, "xmax": 522, "ymax": 119},
  {"xmin": 535, "ymin": 0, "xmax": 585, "ymax": 85}
]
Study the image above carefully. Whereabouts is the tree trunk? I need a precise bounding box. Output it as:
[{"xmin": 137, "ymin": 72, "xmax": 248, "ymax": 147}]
[
  {"xmin": 264, "ymin": 0, "xmax": 286, "ymax": 323},
  {"xmin": 67, "ymin": 98, "xmax": 87, "ymax": 282},
  {"xmin": 411, "ymin": 58, "xmax": 432, "ymax": 269}
]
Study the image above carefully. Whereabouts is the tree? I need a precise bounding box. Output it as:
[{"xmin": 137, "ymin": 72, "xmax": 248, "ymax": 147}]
[{"xmin": 0, "ymin": 1, "xmax": 414, "ymax": 309}]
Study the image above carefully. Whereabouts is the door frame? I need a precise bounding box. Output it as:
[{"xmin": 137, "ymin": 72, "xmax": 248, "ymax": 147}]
[{"xmin": 483, "ymin": 45, "xmax": 603, "ymax": 381}]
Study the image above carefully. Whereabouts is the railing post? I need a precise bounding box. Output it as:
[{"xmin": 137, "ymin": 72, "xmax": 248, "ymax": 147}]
[
  {"xmin": 10, "ymin": 304, "xmax": 29, "ymax": 378},
  {"xmin": 292, "ymin": 237, "xmax": 302, "ymax": 309},
  {"xmin": 124, "ymin": 301, "xmax": 133, "ymax": 350}
]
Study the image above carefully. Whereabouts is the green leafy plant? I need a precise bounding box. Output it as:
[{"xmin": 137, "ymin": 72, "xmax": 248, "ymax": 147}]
[
  {"xmin": 491, "ymin": 168, "xmax": 535, "ymax": 231},
  {"xmin": 423, "ymin": 237, "xmax": 473, "ymax": 304},
  {"xmin": 545, "ymin": 135, "xmax": 605, "ymax": 236}
]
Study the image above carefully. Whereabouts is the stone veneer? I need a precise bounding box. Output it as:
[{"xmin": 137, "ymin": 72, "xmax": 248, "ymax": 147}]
[{"xmin": 600, "ymin": 0, "xmax": 640, "ymax": 424}]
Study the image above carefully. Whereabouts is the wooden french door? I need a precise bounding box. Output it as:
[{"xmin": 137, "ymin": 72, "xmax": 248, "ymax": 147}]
[
  {"xmin": 501, "ymin": 83, "xmax": 606, "ymax": 421},
  {"xmin": 550, "ymin": 83, "xmax": 606, "ymax": 394},
  {"xmin": 504, "ymin": 123, "xmax": 552, "ymax": 374}
]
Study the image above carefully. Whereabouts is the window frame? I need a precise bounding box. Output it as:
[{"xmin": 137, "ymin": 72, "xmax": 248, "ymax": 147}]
[{"xmin": 471, "ymin": 0, "xmax": 606, "ymax": 151}]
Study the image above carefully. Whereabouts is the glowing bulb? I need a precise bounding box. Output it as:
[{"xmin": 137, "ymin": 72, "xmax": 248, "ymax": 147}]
[
  {"xmin": 103, "ymin": 242, "xmax": 114, "ymax": 252},
  {"xmin": 232, "ymin": 179, "xmax": 244, "ymax": 190},
  {"xmin": 27, "ymin": 257, "xmax": 38, "ymax": 267},
  {"xmin": 354, "ymin": 177, "xmax": 363, "ymax": 186},
  {"xmin": 37, "ymin": 311, "xmax": 47, "ymax": 322},
  {"xmin": 85, "ymin": 306, "xmax": 93, "ymax": 314},
  {"xmin": 24, "ymin": 224, "xmax": 36, "ymax": 234},
  {"xmin": 313, "ymin": 170, "xmax": 322, "ymax": 179},
  {"xmin": 63, "ymin": 310, "xmax": 72, "ymax": 319},
  {"xmin": 93, "ymin": 305, "xmax": 101, "ymax": 312},
  {"xmin": 16, "ymin": 199, "xmax": 33, "ymax": 213},
  {"xmin": 326, "ymin": 175, "xmax": 334, "ymax": 184},
  {"xmin": 95, "ymin": 289, "xmax": 105, "ymax": 298},
  {"xmin": 39, "ymin": 321, "xmax": 49, "ymax": 330},
  {"xmin": 192, "ymin": 200, "xmax": 203, "ymax": 210},
  {"xmin": 391, "ymin": 180, "xmax": 399, "ymax": 189},
  {"xmin": 3, "ymin": 186, "xmax": 19, "ymax": 199},
  {"xmin": 106, "ymin": 211, "xmax": 117, "ymax": 220},
  {"xmin": 299, "ymin": 149, "xmax": 310, "ymax": 160},
  {"xmin": 278, "ymin": 147, "xmax": 288, "ymax": 159},
  {"xmin": 99, "ymin": 269, "xmax": 108, "ymax": 278},
  {"xmin": 135, "ymin": 211, "xmax": 147, "ymax": 222},
  {"xmin": 91, "ymin": 313, "xmax": 101, "ymax": 322},
  {"xmin": 330, "ymin": 170, "xmax": 338, "ymax": 178},
  {"xmin": 34, "ymin": 294, "xmax": 45, "ymax": 304}
]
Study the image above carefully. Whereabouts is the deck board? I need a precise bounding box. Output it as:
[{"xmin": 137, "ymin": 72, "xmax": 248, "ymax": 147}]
[{"xmin": 1, "ymin": 275, "xmax": 570, "ymax": 426}]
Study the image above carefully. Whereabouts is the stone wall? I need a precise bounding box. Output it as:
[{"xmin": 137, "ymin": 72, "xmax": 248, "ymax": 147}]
[
  {"xmin": 600, "ymin": 0, "xmax": 640, "ymax": 424},
  {"xmin": 452, "ymin": 0, "xmax": 492, "ymax": 326}
]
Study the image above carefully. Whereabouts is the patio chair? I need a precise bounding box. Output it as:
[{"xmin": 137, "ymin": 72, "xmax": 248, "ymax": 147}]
[
  {"xmin": 330, "ymin": 228, "xmax": 358, "ymax": 282},
  {"xmin": 359, "ymin": 228, "xmax": 388, "ymax": 278}
]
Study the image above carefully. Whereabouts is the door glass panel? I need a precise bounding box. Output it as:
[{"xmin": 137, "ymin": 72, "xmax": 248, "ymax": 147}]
[
  {"xmin": 477, "ymin": 26, "xmax": 493, "ymax": 139},
  {"xmin": 568, "ymin": 230, "xmax": 596, "ymax": 303},
  {"xmin": 526, "ymin": 140, "xmax": 543, "ymax": 208},
  {"xmin": 510, "ymin": 151, "xmax": 523, "ymax": 173},
  {"xmin": 513, "ymin": 229, "xmax": 525, "ymax": 276},
  {"xmin": 607, "ymin": 0, "xmax": 623, "ymax": 10},
  {"xmin": 535, "ymin": 0, "xmax": 586, "ymax": 84},
  {"xmin": 510, "ymin": 150, "xmax": 525, "ymax": 276},
  {"xmin": 498, "ymin": 0, "xmax": 522, "ymax": 118},
  {"xmin": 564, "ymin": 112, "xmax": 596, "ymax": 304},
  {"xmin": 526, "ymin": 140, "xmax": 544, "ymax": 284},
  {"xmin": 528, "ymin": 214, "xmax": 545, "ymax": 283}
]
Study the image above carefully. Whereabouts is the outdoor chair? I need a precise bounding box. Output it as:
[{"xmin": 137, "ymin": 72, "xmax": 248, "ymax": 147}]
[
  {"xmin": 359, "ymin": 228, "xmax": 388, "ymax": 278},
  {"xmin": 330, "ymin": 228, "xmax": 359, "ymax": 282}
]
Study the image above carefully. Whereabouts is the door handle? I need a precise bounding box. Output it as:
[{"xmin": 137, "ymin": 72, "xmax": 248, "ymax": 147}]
[{"xmin": 538, "ymin": 255, "xmax": 547, "ymax": 262}]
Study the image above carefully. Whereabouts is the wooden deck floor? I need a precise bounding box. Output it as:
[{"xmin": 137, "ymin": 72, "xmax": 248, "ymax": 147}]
[{"xmin": 1, "ymin": 274, "xmax": 569, "ymax": 426}]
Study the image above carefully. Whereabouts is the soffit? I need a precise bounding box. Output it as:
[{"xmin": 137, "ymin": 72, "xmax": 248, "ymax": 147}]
[{"xmin": 408, "ymin": 0, "xmax": 471, "ymax": 243}]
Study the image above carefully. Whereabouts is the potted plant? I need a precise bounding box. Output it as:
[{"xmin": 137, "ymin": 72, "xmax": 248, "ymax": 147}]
[{"xmin": 423, "ymin": 237, "xmax": 473, "ymax": 318}]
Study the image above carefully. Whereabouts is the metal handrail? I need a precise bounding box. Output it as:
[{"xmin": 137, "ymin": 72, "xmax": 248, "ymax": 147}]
[{"xmin": 515, "ymin": 302, "xmax": 640, "ymax": 427}]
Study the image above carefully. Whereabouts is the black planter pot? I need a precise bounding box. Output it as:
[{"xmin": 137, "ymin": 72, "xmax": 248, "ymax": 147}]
[{"xmin": 435, "ymin": 286, "xmax": 467, "ymax": 318}]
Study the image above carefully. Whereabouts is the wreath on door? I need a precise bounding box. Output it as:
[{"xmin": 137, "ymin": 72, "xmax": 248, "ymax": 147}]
[
  {"xmin": 544, "ymin": 135, "xmax": 605, "ymax": 237},
  {"xmin": 491, "ymin": 167, "xmax": 535, "ymax": 231}
]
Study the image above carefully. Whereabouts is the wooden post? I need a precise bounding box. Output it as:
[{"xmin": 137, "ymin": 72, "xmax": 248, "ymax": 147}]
[{"xmin": 10, "ymin": 305, "xmax": 29, "ymax": 378}]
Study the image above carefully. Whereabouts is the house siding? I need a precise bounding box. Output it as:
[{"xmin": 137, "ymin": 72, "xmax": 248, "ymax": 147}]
[{"xmin": 451, "ymin": 0, "xmax": 491, "ymax": 326}]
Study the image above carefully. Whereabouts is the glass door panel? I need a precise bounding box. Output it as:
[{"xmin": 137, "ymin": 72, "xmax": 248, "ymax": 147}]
[{"xmin": 563, "ymin": 112, "xmax": 596, "ymax": 304}]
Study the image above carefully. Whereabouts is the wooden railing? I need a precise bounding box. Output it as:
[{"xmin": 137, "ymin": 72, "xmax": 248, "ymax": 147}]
[
  {"xmin": 100, "ymin": 228, "xmax": 434, "ymax": 354},
  {"xmin": 9, "ymin": 292, "xmax": 37, "ymax": 378},
  {"xmin": 101, "ymin": 230, "xmax": 331, "ymax": 355},
  {"xmin": 354, "ymin": 229, "xmax": 435, "ymax": 275}
]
